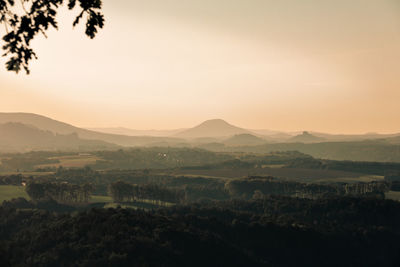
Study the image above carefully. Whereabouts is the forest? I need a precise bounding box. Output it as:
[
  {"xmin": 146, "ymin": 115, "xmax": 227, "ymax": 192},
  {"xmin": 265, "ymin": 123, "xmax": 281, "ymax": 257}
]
[
  {"xmin": 1, "ymin": 148, "xmax": 400, "ymax": 266},
  {"xmin": 2, "ymin": 0, "xmax": 399, "ymax": 265},
  {"xmin": 1, "ymin": 196, "xmax": 400, "ymax": 266}
]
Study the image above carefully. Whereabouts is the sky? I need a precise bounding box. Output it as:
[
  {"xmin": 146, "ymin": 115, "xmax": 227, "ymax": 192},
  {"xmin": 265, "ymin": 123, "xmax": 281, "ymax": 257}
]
[{"xmin": 0, "ymin": 0, "xmax": 400, "ymax": 134}]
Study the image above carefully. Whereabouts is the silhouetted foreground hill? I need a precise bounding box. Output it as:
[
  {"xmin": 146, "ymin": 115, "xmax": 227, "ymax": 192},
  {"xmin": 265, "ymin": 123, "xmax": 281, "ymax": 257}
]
[
  {"xmin": 0, "ymin": 123, "xmax": 117, "ymax": 152},
  {"xmin": 1, "ymin": 197, "xmax": 400, "ymax": 266}
]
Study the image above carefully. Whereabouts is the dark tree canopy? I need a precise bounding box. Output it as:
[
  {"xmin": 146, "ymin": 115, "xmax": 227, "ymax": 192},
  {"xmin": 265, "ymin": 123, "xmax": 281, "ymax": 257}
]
[{"xmin": 0, "ymin": 0, "xmax": 104, "ymax": 74}]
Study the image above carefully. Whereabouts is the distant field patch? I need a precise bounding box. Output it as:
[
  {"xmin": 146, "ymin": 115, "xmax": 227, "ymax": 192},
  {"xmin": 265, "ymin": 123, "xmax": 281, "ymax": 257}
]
[
  {"xmin": 104, "ymin": 200, "xmax": 174, "ymax": 210},
  {"xmin": 261, "ymin": 164, "xmax": 285, "ymax": 168},
  {"xmin": 313, "ymin": 175, "xmax": 384, "ymax": 184},
  {"xmin": 37, "ymin": 154, "xmax": 100, "ymax": 168},
  {"xmin": 90, "ymin": 195, "xmax": 113, "ymax": 203},
  {"xmin": 172, "ymin": 167, "xmax": 378, "ymax": 183},
  {"xmin": 0, "ymin": 185, "xmax": 29, "ymax": 202},
  {"xmin": 386, "ymin": 191, "xmax": 400, "ymax": 201}
]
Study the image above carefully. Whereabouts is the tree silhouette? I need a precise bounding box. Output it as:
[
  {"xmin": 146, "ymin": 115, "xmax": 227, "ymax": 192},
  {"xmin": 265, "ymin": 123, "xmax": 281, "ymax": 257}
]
[{"xmin": 0, "ymin": 0, "xmax": 104, "ymax": 74}]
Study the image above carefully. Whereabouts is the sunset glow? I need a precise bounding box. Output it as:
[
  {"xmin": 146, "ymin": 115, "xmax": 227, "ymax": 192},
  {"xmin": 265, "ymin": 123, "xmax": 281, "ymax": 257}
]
[{"xmin": 1, "ymin": 0, "xmax": 399, "ymax": 134}]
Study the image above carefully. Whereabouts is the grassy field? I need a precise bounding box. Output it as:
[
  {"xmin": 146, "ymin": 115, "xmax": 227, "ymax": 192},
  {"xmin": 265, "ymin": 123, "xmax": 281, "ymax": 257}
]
[
  {"xmin": 385, "ymin": 191, "xmax": 400, "ymax": 201},
  {"xmin": 90, "ymin": 195, "xmax": 113, "ymax": 203},
  {"xmin": 0, "ymin": 185, "xmax": 30, "ymax": 202},
  {"xmin": 37, "ymin": 154, "xmax": 100, "ymax": 169},
  {"xmin": 170, "ymin": 167, "xmax": 382, "ymax": 183}
]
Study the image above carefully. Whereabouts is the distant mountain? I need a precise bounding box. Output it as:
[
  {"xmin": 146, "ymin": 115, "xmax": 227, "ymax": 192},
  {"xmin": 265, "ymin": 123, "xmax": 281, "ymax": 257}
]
[
  {"xmin": 224, "ymin": 134, "xmax": 267, "ymax": 146},
  {"xmin": 288, "ymin": 131, "xmax": 326, "ymax": 143},
  {"xmin": 174, "ymin": 119, "xmax": 251, "ymax": 138},
  {"xmin": 0, "ymin": 113, "xmax": 184, "ymax": 147},
  {"xmin": 87, "ymin": 127, "xmax": 186, "ymax": 137},
  {"xmin": 0, "ymin": 123, "xmax": 117, "ymax": 152}
]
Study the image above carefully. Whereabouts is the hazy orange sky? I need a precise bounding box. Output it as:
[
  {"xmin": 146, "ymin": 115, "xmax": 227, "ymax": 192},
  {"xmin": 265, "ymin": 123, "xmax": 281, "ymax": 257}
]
[{"xmin": 1, "ymin": 0, "xmax": 400, "ymax": 134}]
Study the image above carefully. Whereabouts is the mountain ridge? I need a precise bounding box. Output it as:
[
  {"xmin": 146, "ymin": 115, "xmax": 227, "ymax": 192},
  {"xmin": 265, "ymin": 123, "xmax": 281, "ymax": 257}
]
[
  {"xmin": 0, "ymin": 113, "xmax": 184, "ymax": 147},
  {"xmin": 0, "ymin": 122, "xmax": 117, "ymax": 152}
]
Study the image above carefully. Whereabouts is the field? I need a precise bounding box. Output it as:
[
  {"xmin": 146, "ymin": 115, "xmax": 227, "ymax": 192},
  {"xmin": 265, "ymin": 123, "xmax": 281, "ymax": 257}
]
[
  {"xmin": 90, "ymin": 195, "xmax": 113, "ymax": 203},
  {"xmin": 385, "ymin": 191, "xmax": 400, "ymax": 201},
  {"xmin": 0, "ymin": 185, "xmax": 30, "ymax": 202},
  {"xmin": 170, "ymin": 167, "xmax": 384, "ymax": 183},
  {"xmin": 37, "ymin": 154, "xmax": 100, "ymax": 169}
]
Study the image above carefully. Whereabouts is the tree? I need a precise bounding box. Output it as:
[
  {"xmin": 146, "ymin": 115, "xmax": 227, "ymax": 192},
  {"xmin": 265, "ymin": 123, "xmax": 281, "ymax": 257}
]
[{"xmin": 0, "ymin": 0, "xmax": 104, "ymax": 74}]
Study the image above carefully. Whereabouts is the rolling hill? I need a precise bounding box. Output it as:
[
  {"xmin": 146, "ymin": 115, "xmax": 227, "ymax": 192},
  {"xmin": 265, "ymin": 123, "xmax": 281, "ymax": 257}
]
[
  {"xmin": 0, "ymin": 113, "xmax": 184, "ymax": 147},
  {"xmin": 223, "ymin": 134, "xmax": 267, "ymax": 146},
  {"xmin": 88, "ymin": 127, "xmax": 185, "ymax": 137},
  {"xmin": 0, "ymin": 123, "xmax": 117, "ymax": 152},
  {"xmin": 288, "ymin": 131, "xmax": 326, "ymax": 143},
  {"xmin": 174, "ymin": 119, "xmax": 251, "ymax": 138}
]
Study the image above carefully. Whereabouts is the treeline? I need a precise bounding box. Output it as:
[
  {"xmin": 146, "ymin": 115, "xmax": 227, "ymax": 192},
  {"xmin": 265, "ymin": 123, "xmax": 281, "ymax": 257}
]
[
  {"xmin": 26, "ymin": 182, "xmax": 95, "ymax": 204},
  {"xmin": 225, "ymin": 176, "xmax": 388, "ymax": 199},
  {"xmin": 0, "ymin": 174, "xmax": 25, "ymax": 185},
  {"xmin": 52, "ymin": 167, "xmax": 230, "ymax": 201},
  {"xmin": 17, "ymin": 167, "xmax": 393, "ymax": 204},
  {"xmin": 108, "ymin": 181, "xmax": 185, "ymax": 204}
]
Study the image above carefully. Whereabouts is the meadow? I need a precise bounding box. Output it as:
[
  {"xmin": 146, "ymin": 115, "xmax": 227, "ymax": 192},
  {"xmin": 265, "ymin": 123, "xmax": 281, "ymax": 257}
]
[
  {"xmin": 170, "ymin": 167, "xmax": 383, "ymax": 183},
  {"xmin": 36, "ymin": 154, "xmax": 100, "ymax": 169},
  {"xmin": 0, "ymin": 185, "xmax": 30, "ymax": 202}
]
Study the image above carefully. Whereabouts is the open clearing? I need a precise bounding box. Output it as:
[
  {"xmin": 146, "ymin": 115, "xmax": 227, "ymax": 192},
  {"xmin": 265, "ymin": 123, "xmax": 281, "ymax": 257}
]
[
  {"xmin": 0, "ymin": 185, "xmax": 30, "ymax": 202},
  {"xmin": 386, "ymin": 191, "xmax": 400, "ymax": 201},
  {"xmin": 171, "ymin": 167, "xmax": 383, "ymax": 183},
  {"xmin": 37, "ymin": 154, "xmax": 100, "ymax": 169}
]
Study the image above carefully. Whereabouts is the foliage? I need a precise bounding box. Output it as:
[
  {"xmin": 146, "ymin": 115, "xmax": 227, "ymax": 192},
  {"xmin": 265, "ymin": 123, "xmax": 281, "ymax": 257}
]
[
  {"xmin": 26, "ymin": 181, "xmax": 94, "ymax": 203},
  {"xmin": 0, "ymin": 0, "xmax": 104, "ymax": 73},
  {"xmin": 1, "ymin": 197, "xmax": 400, "ymax": 266},
  {"xmin": 225, "ymin": 176, "xmax": 388, "ymax": 199},
  {"xmin": 108, "ymin": 180, "xmax": 185, "ymax": 204}
]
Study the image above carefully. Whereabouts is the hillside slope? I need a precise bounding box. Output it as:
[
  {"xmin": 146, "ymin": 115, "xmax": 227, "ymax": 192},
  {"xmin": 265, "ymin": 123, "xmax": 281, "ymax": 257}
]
[
  {"xmin": 0, "ymin": 123, "xmax": 117, "ymax": 152},
  {"xmin": 175, "ymin": 119, "xmax": 251, "ymax": 138},
  {"xmin": 0, "ymin": 113, "xmax": 184, "ymax": 146}
]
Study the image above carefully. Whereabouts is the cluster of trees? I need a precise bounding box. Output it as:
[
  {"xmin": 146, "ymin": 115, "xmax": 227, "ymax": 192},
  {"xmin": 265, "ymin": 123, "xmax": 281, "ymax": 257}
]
[
  {"xmin": 225, "ymin": 176, "xmax": 388, "ymax": 199},
  {"xmin": 108, "ymin": 181, "xmax": 185, "ymax": 204},
  {"xmin": 52, "ymin": 167, "xmax": 230, "ymax": 202},
  {"xmin": 0, "ymin": 0, "xmax": 104, "ymax": 73},
  {"xmin": 1, "ymin": 196, "xmax": 400, "ymax": 266},
  {"xmin": 0, "ymin": 174, "xmax": 25, "ymax": 185},
  {"xmin": 26, "ymin": 182, "xmax": 94, "ymax": 203}
]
